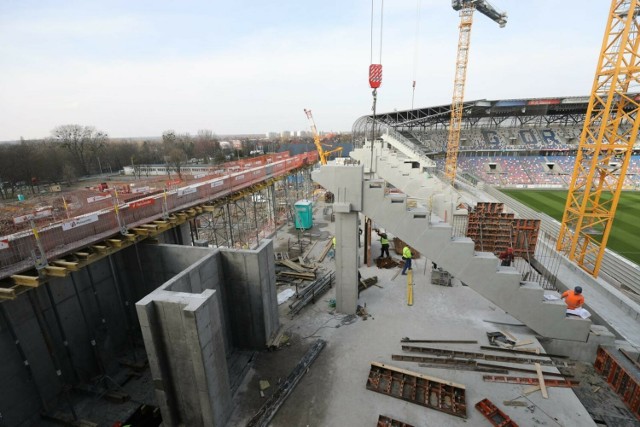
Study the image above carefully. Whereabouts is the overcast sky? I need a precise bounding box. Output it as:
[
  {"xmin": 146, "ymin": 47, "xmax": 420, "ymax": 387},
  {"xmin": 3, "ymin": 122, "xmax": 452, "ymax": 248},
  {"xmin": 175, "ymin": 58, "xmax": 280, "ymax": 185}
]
[{"xmin": 0, "ymin": 0, "xmax": 610, "ymax": 141}]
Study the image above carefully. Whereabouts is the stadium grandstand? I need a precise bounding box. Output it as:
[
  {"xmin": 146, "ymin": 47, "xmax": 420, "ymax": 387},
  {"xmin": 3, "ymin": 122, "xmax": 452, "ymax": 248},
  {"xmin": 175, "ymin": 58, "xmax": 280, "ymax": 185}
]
[{"xmin": 352, "ymin": 95, "xmax": 640, "ymax": 189}]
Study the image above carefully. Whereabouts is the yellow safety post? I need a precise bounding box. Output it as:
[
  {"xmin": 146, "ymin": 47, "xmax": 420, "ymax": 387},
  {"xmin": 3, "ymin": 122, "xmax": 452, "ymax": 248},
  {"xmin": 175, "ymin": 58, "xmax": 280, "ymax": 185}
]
[{"xmin": 407, "ymin": 269, "xmax": 413, "ymax": 306}]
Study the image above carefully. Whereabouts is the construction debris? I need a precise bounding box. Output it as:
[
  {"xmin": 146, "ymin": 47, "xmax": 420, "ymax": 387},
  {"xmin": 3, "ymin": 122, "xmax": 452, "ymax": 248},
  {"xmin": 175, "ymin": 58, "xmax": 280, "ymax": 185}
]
[
  {"xmin": 393, "ymin": 355, "xmax": 570, "ymax": 378},
  {"xmin": 377, "ymin": 414, "xmax": 415, "ymax": 427},
  {"xmin": 487, "ymin": 331, "xmax": 516, "ymax": 347},
  {"xmin": 482, "ymin": 376, "xmax": 579, "ymax": 387},
  {"xmin": 359, "ymin": 276, "xmax": 380, "ymax": 293},
  {"xmin": 288, "ymin": 272, "xmax": 334, "ymax": 316},
  {"xmin": 503, "ymin": 400, "xmax": 529, "ymax": 407},
  {"xmin": 401, "ymin": 337, "xmax": 478, "ymax": 344},
  {"xmin": 401, "ymin": 345, "xmax": 572, "ymax": 367},
  {"xmin": 480, "ymin": 345, "xmax": 567, "ymax": 358},
  {"xmin": 475, "ymin": 398, "xmax": 519, "ymax": 427},
  {"xmin": 417, "ymin": 362, "xmax": 508, "ymax": 375},
  {"xmin": 375, "ymin": 257, "xmax": 403, "ymax": 269},
  {"xmin": 366, "ymin": 362, "xmax": 467, "ymax": 418},
  {"xmin": 430, "ymin": 268, "xmax": 452, "ymax": 287},
  {"xmin": 247, "ymin": 339, "xmax": 326, "ymax": 427}
]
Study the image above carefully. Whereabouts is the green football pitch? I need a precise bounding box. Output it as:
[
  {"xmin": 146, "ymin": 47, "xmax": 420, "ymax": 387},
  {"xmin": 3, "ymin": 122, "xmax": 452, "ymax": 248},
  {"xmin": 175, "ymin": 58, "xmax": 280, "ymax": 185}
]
[{"xmin": 500, "ymin": 189, "xmax": 640, "ymax": 265}]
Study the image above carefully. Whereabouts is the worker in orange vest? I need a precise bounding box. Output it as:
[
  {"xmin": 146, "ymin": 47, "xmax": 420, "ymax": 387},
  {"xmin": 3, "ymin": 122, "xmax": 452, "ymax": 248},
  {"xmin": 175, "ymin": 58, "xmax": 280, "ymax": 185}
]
[{"xmin": 561, "ymin": 286, "xmax": 584, "ymax": 310}]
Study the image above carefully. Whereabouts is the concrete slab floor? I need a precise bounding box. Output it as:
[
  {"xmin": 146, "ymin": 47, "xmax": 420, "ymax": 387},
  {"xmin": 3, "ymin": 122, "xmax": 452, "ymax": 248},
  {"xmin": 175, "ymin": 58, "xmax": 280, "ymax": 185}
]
[{"xmin": 229, "ymin": 211, "xmax": 598, "ymax": 427}]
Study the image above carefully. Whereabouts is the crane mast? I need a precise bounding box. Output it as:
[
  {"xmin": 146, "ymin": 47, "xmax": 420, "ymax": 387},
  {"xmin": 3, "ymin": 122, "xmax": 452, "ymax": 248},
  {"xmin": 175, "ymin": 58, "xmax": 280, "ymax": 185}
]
[
  {"xmin": 444, "ymin": 0, "xmax": 506, "ymax": 183},
  {"xmin": 304, "ymin": 109, "xmax": 342, "ymax": 165},
  {"xmin": 557, "ymin": 0, "xmax": 640, "ymax": 276}
]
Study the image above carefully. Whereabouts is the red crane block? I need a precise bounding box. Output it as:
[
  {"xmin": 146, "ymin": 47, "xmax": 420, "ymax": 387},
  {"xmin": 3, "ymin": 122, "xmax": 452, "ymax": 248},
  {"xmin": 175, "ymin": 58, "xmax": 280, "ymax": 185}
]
[{"xmin": 369, "ymin": 64, "xmax": 382, "ymax": 88}]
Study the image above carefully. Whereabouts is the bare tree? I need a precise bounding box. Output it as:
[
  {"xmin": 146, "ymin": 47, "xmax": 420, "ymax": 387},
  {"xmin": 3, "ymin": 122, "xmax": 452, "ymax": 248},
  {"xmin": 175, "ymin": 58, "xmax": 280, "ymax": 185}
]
[{"xmin": 51, "ymin": 125, "xmax": 108, "ymax": 175}]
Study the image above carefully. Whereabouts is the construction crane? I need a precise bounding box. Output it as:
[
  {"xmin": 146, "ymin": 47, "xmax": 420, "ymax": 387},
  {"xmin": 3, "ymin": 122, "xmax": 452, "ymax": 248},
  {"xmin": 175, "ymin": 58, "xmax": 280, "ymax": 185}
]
[
  {"xmin": 444, "ymin": 0, "xmax": 507, "ymax": 183},
  {"xmin": 304, "ymin": 109, "xmax": 343, "ymax": 165},
  {"xmin": 557, "ymin": 0, "xmax": 640, "ymax": 277}
]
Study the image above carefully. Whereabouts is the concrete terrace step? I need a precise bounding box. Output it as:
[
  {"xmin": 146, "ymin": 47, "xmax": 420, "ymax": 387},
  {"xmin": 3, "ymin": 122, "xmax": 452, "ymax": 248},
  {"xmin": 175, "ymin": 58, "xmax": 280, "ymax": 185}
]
[
  {"xmin": 359, "ymin": 181, "xmax": 591, "ymax": 341},
  {"xmin": 317, "ymin": 149, "xmax": 592, "ymax": 342}
]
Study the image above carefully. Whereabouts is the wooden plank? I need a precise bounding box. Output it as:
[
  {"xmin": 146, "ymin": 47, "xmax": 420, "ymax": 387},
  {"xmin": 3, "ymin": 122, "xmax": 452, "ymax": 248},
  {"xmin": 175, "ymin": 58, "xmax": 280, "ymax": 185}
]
[
  {"xmin": 123, "ymin": 233, "xmax": 137, "ymax": 241},
  {"xmin": 523, "ymin": 385, "xmax": 541, "ymax": 396},
  {"xmin": 74, "ymin": 251, "xmax": 94, "ymax": 259},
  {"xmin": 106, "ymin": 239, "xmax": 123, "ymax": 248},
  {"xmin": 0, "ymin": 287, "xmax": 17, "ymax": 300},
  {"xmin": 513, "ymin": 340, "xmax": 534, "ymax": 348},
  {"xmin": 535, "ymin": 363, "xmax": 548, "ymax": 399},
  {"xmin": 317, "ymin": 239, "xmax": 333, "ymax": 262},
  {"xmin": 11, "ymin": 274, "xmax": 41, "ymax": 287},
  {"xmin": 45, "ymin": 266, "xmax": 69, "ymax": 278},
  {"xmin": 52, "ymin": 260, "xmax": 80, "ymax": 271},
  {"xmin": 92, "ymin": 245, "xmax": 108, "ymax": 253},
  {"xmin": 132, "ymin": 227, "xmax": 151, "ymax": 236}
]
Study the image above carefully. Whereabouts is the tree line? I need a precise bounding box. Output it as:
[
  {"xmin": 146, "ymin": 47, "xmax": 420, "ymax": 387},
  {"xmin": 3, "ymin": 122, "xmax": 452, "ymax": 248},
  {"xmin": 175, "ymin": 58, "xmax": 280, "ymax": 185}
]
[{"xmin": 0, "ymin": 125, "xmax": 230, "ymax": 199}]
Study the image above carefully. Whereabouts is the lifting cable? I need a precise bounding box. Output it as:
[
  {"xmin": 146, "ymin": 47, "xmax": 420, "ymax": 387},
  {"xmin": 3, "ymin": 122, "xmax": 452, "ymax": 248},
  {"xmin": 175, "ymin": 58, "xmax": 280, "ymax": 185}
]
[
  {"xmin": 412, "ymin": 0, "xmax": 421, "ymax": 109},
  {"xmin": 369, "ymin": 0, "xmax": 384, "ymax": 171}
]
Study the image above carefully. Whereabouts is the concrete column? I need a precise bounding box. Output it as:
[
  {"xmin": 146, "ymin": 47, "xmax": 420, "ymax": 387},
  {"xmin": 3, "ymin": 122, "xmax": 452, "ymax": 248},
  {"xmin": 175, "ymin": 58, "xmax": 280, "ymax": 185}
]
[
  {"xmin": 335, "ymin": 212, "xmax": 359, "ymax": 314},
  {"xmin": 137, "ymin": 290, "xmax": 232, "ymax": 427}
]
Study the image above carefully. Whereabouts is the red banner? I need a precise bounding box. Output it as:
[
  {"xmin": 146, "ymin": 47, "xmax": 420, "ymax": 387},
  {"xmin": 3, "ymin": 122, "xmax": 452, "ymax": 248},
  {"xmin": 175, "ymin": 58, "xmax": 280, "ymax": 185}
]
[
  {"xmin": 130, "ymin": 199, "xmax": 156, "ymax": 209},
  {"xmin": 527, "ymin": 99, "xmax": 561, "ymax": 105}
]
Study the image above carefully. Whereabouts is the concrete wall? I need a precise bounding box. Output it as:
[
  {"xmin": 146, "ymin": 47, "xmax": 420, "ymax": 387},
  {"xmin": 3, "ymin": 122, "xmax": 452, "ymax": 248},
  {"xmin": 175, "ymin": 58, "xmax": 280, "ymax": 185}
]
[
  {"xmin": 0, "ymin": 256, "xmax": 136, "ymax": 427},
  {"xmin": 137, "ymin": 290, "xmax": 231, "ymax": 426},
  {"xmin": 219, "ymin": 240, "xmax": 279, "ymax": 350},
  {"xmin": 136, "ymin": 240, "xmax": 279, "ymax": 426}
]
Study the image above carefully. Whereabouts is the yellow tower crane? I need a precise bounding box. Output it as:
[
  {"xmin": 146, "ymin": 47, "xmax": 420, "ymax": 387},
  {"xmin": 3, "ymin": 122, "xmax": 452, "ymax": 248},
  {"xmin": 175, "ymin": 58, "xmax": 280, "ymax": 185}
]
[
  {"xmin": 304, "ymin": 109, "xmax": 342, "ymax": 165},
  {"xmin": 444, "ymin": 0, "xmax": 507, "ymax": 183},
  {"xmin": 557, "ymin": 0, "xmax": 640, "ymax": 277}
]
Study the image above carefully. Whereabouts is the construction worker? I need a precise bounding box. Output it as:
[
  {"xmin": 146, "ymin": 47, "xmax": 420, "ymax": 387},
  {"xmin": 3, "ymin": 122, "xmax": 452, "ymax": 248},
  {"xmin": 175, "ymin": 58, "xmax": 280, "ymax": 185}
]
[
  {"xmin": 401, "ymin": 246, "xmax": 412, "ymax": 275},
  {"xmin": 499, "ymin": 247, "xmax": 514, "ymax": 266},
  {"xmin": 376, "ymin": 229, "xmax": 390, "ymax": 258},
  {"xmin": 561, "ymin": 286, "xmax": 584, "ymax": 310},
  {"xmin": 329, "ymin": 236, "xmax": 336, "ymax": 260}
]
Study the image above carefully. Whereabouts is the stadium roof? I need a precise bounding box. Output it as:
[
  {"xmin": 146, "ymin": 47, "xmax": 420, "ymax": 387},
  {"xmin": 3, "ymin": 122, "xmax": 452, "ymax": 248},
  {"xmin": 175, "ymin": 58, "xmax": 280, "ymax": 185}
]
[{"xmin": 353, "ymin": 94, "xmax": 640, "ymax": 131}]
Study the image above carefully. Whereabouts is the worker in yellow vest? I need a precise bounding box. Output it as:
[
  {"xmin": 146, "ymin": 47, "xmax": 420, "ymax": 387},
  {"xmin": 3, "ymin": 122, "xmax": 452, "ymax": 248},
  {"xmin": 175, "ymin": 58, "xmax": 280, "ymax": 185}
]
[
  {"xmin": 375, "ymin": 229, "xmax": 390, "ymax": 258},
  {"xmin": 329, "ymin": 236, "xmax": 336, "ymax": 260},
  {"xmin": 401, "ymin": 246, "xmax": 412, "ymax": 275}
]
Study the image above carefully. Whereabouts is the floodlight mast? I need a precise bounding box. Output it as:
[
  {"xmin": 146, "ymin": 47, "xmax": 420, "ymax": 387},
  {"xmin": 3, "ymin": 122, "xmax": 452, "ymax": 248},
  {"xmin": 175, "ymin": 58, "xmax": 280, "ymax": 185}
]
[{"xmin": 444, "ymin": 0, "xmax": 507, "ymax": 184}]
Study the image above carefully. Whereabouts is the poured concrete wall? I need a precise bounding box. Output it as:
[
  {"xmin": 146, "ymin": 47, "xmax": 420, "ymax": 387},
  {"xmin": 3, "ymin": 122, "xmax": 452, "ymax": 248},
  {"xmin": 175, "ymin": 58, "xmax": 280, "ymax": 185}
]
[
  {"xmin": 0, "ymin": 255, "xmax": 137, "ymax": 427},
  {"xmin": 136, "ymin": 240, "xmax": 279, "ymax": 426},
  {"xmin": 137, "ymin": 290, "xmax": 231, "ymax": 426},
  {"xmin": 220, "ymin": 240, "xmax": 279, "ymax": 349},
  {"xmin": 0, "ymin": 236, "xmax": 279, "ymax": 427}
]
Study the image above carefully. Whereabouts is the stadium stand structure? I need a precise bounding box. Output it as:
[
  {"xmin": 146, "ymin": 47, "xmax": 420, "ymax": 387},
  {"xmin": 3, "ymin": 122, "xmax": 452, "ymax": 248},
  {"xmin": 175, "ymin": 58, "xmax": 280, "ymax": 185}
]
[{"xmin": 352, "ymin": 94, "xmax": 640, "ymax": 292}]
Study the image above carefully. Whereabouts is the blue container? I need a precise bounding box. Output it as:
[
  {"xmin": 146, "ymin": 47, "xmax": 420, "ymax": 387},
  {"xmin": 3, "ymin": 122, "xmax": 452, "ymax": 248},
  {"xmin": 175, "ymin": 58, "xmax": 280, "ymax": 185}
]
[
  {"xmin": 17, "ymin": 194, "xmax": 25, "ymax": 201},
  {"xmin": 294, "ymin": 200, "xmax": 313, "ymax": 229}
]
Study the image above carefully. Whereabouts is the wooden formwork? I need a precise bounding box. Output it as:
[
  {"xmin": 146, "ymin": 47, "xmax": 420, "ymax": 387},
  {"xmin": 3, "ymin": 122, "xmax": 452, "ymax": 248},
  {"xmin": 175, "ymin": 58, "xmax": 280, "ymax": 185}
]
[
  {"xmin": 366, "ymin": 362, "xmax": 467, "ymax": 418},
  {"xmin": 594, "ymin": 346, "xmax": 640, "ymax": 420}
]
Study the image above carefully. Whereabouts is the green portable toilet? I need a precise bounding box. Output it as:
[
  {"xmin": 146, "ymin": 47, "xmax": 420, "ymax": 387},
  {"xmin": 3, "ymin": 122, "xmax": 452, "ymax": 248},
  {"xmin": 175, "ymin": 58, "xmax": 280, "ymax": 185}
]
[{"xmin": 294, "ymin": 200, "xmax": 313, "ymax": 229}]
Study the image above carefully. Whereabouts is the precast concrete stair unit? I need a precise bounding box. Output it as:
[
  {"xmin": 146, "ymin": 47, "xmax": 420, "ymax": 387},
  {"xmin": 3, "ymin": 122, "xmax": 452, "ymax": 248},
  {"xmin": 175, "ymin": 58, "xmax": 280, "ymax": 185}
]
[{"xmin": 314, "ymin": 149, "xmax": 591, "ymax": 341}]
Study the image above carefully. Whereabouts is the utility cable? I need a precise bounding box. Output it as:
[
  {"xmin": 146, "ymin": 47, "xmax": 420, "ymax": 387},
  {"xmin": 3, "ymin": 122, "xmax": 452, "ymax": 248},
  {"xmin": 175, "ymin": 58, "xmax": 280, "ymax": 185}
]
[{"xmin": 412, "ymin": 0, "xmax": 421, "ymax": 109}]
